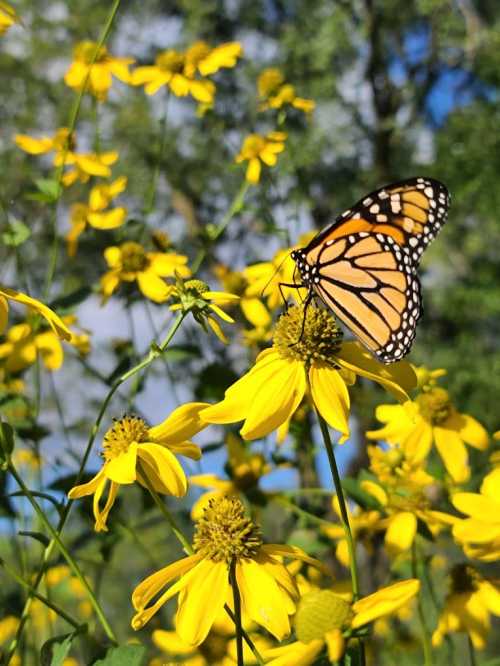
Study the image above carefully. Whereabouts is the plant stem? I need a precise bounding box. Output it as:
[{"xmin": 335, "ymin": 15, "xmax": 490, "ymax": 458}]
[
  {"xmin": 2, "ymin": 559, "xmax": 84, "ymax": 631},
  {"xmin": 230, "ymin": 561, "xmax": 244, "ymax": 666},
  {"xmin": 7, "ymin": 461, "xmax": 117, "ymax": 642},
  {"xmin": 191, "ymin": 179, "xmax": 250, "ymax": 273},
  {"xmin": 5, "ymin": 311, "xmax": 185, "ymax": 665},
  {"xmin": 314, "ymin": 406, "xmax": 359, "ymax": 598},
  {"xmin": 412, "ymin": 541, "xmax": 433, "ymax": 666},
  {"xmin": 468, "ymin": 635, "xmax": 477, "ymax": 666},
  {"xmin": 43, "ymin": 0, "xmax": 122, "ymax": 301}
]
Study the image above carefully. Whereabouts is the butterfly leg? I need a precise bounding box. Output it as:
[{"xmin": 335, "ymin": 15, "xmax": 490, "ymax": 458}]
[
  {"xmin": 278, "ymin": 281, "xmax": 303, "ymax": 313},
  {"xmin": 289, "ymin": 288, "xmax": 314, "ymax": 347}
]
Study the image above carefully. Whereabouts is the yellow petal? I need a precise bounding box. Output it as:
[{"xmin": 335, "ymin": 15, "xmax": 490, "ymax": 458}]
[
  {"xmin": 68, "ymin": 469, "xmax": 105, "ymax": 499},
  {"xmin": 87, "ymin": 207, "xmax": 127, "ymax": 230},
  {"xmin": 0, "ymin": 287, "xmax": 72, "ymax": 341},
  {"xmin": 325, "ymin": 628, "xmax": 345, "ymax": 661},
  {"xmin": 452, "ymin": 492, "xmax": 500, "ymax": 523},
  {"xmin": 478, "ymin": 580, "xmax": 500, "ymax": 615},
  {"xmin": 360, "ymin": 480, "xmax": 388, "ymax": 506},
  {"xmin": 385, "ymin": 512, "xmax": 417, "ymax": 557},
  {"xmin": 434, "ymin": 426, "xmax": 470, "ymax": 483},
  {"xmin": 148, "ymin": 402, "xmax": 209, "ymax": 444},
  {"xmin": 0, "ymin": 295, "xmax": 8, "ymax": 334},
  {"xmin": 35, "ymin": 331, "xmax": 64, "ymax": 371},
  {"xmin": 351, "ymin": 579, "xmax": 420, "ymax": 629},
  {"xmin": 236, "ymin": 558, "xmax": 292, "ymax": 640},
  {"xmin": 175, "ymin": 559, "xmax": 229, "ymax": 645},
  {"xmin": 136, "ymin": 270, "xmax": 171, "ymax": 302},
  {"xmin": 137, "ymin": 443, "xmax": 187, "ymax": 497},
  {"xmin": 246, "ymin": 158, "xmax": 261, "ymax": 184},
  {"xmin": 152, "ymin": 629, "xmax": 194, "ymax": 655},
  {"xmin": 263, "ymin": 640, "xmax": 324, "ymax": 666},
  {"xmin": 104, "ymin": 443, "xmax": 138, "ymax": 484},
  {"xmin": 241, "ymin": 297, "xmax": 271, "ymax": 328},
  {"xmin": 337, "ymin": 342, "xmax": 417, "ymax": 403},
  {"xmin": 132, "ymin": 554, "xmax": 201, "ymax": 610},
  {"xmin": 309, "ymin": 364, "xmax": 350, "ymax": 441}
]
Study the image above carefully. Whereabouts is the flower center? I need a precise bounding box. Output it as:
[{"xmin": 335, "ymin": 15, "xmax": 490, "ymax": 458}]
[
  {"xmin": 198, "ymin": 632, "xmax": 229, "ymax": 662},
  {"xmin": 450, "ymin": 564, "xmax": 479, "ymax": 594},
  {"xmin": 77, "ymin": 41, "xmax": 108, "ymax": 64},
  {"xmin": 102, "ymin": 415, "xmax": 149, "ymax": 462},
  {"xmin": 193, "ymin": 496, "xmax": 263, "ymax": 564},
  {"xmin": 273, "ymin": 304, "xmax": 343, "ymax": 367},
  {"xmin": 294, "ymin": 590, "xmax": 353, "ymax": 643},
  {"xmin": 157, "ymin": 50, "xmax": 185, "ymax": 73},
  {"xmin": 120, "ymin": 242, "xmax": 150, "ymax": 273},
  {"xmin": 416, "ymin": 387, "xmax": 451, "ymax": 425},
  {"xmin": 184, "ymin": 279, "xmax": 210, "ymax": 296}
]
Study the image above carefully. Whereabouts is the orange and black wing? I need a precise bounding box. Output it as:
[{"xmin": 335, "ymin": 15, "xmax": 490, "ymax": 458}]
[
  {"xmin": 305, "ymin": 177, "xmax": 450, "ymax": 264},
  {"xmin": 311, "ymin": 232, "xmax": 421, "ymax": 363}
]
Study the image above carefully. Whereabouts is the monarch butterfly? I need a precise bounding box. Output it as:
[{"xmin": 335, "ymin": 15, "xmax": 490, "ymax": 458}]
[{"xmin": 291, "ymin": 177, "xmax": 450, "ymax": 364}]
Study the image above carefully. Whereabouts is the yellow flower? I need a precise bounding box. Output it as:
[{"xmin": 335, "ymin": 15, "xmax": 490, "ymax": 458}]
[
  {"xmin": 432, "ymin": 565, "xmax": 500, "ymax": 650},
  {"xmin": 132, "ymin": 41, "xmax": 242, "ymax": 101},
  {"xmin": 190, "ymin": 433, "xmax": 271, "ymax": 518},
  {"xmin": 0, "ymin": 286, "xmax": 72, "ymax": 340},
  {"xmin": 235, "ymin": 131, "xmax": 287, "ymax": 184},
  {"xmin": 200, "ymin": 304, "xmax": 416, "ymax": 443},
  {"xmin": 169, "ymin": 279, "xmax": 239, "ymax": 344},
  {"xmin": 213, "ymin": 263, "xmax": 272, "ymax": 329},
  {"xmin": 0, "ymin": 319, "xmax": 78, "ymax": 372},
  {"xmin": 452, "ymin": 467, "xmax": 500, "ymax": 562},
  {"xmin": 100, "ymin": 241, "xmax": 191, "ymax": 303},
  {"xmin": 0, "ymin": 615, "xmax": 19, "ymax": 644},
  {"xmin": 12, "ymin": 447, "xmax": 41, "ymax": 470},
  {"xmin": 258, "ymin": 68, "xmax": 315, "ymax": 114},
  {"xmin": 58, "ymin": 150, "xmax": 119, "ymax": 187},
  {"xmin": 66, "ymin": 177, "xmax": 127, "ymax": 256},
  {"xmin": 132, "ymin": 496, "xmax": 324, "ymax": 643},
  {"xmin": 0, "ymin": 2, "xmax": 19, "ymax": 35},
  {"xmin": 242, "ymin": 231, "xmax": 316, "ymax": 311},
  {"xmin": 68, "ymin": 405, "xmax": 208, "ymax": 532},
  {"xmin": 264, "ymin": 579, "xmax": 420, "ymax": 665},
  {"xmin": 367, "ymin": 369, "xmax": 488, "ymax": 483},
  {"xmin": 322, "ymin": 495, "xmax": 381, "ymax": 567},
  {"xmin": 64, "ymin": 41, "xmax": 134, "ymax": 101}
]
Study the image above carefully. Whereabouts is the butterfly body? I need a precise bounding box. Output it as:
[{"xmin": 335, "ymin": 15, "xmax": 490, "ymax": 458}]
[{"xmin": 291, "ymin": 178, "xmax": 450, "ymax": 364}]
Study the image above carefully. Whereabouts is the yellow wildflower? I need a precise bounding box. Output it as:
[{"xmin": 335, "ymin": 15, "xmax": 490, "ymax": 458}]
[
  {"xmin": 258, "ymin": 68, "xmax": 315, "ymax": 114},
  {"xmin": 367, "ymin": 368, "xmax": 488, "ymax": 483},
  {"xmin": 432, "ymin": 564, "xmax": 500, "ymax": 650},
  {"xmin": 131, "ymin": 495, "xmax": 324, "ymax": 643},
  {"xmin": 64, "ymin": 41, "xmax": 134, "ymax": 101},
  {"xmin": 242, "ymin": 231, "xmax": 316, "ymax": 311},
  {"xmin": 452, "ymin": 467, "xmax": 500, "ymax": 562},
  {"xmin": 235, "ymin": 131, "xmax": 286, "ymax": 184},
  {"xmin": 264, "ymin": 580, "xmax": 420, "ymax": 665},
  {"xmin": 190, "ymin": 433, "xmax": 271, "ymax": 518},
  {"xmin": 68, "ymin": 405, "xmax": 208, "ymax": 532},
  {"xmin": 0, "ymin": 286, "xmax": 71, "ymax": 340},
  {"xmin": 12, "ymin": 447, "xmax": 40, "ymax": 470},
  {"xmin": 66, "ymin": 177, "xmax": 127, "ymax": 256},
  {"xmin": 0, "ymin": 615, "xmax": 19, "ymax": 644},
  {"xmin": 201, "ymin": 304, "xmax": 416, "ymax": 443},
  {"xmin": 15, "ymin": 127, "xmax": 74, "ymax": 160},
  {"xmin": 100, "ymin": 241, "xmax": 191, "ymax": 303},
  {"xmin": 169, "ymin": 279, "xmax": 239, "ymax": 344},
  {"xmin": 0, "ymin": 2, "xmax": 18, "ymax": 35},
  {"xmin": 184, "ymin": 40, "xmax": 242, "ymax": 76},
  {"xmin": 58, "ymin": 150, "xmax": 119, "ymax": 187}
]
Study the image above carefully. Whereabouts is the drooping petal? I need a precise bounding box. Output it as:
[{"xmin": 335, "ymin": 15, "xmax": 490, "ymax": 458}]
[
  {"xmin": 94, "ymin": 480, "xmax": 119, "ymax": 532},
  {"xmin": 262, "ymin": 544, "xmax": 330, "ymax": 574},
  {"xmin": 136, "ymin": 270, "xmax": 171, "ymax": 303},
  {"xmin": 236, "ymin": 559, "xmax": 292, "ymax": 640},
  {"xmin": 263, "ymin": 640, "xmax": 324, "ymax": 666},
  {"xmin": 384, "ymin": 512, "xmax": 417, "ymax": 557},
  {"xmin": 434, "ymin": 426, "xmax": 470, "ymax": 483},
  {"xmin": 104, "ymin": 443, "xmax": 138, "ymax": 484},
  {"xmin": 132, "ymin": 554, "xmax": 202, "ymax": 611},
  {"xmin": 175, "ymin": 559, "xmax": 229, "ymax": 645},
  {"xmin": 309, "ymin": 364, "xmax": 349, "ymax": 441},
  {"xmin": 0, "ymin": 287, "xmax": 72, "ymax": 341},
  {"xmin": 68, "ymin": 468, "xmax": 106, "ymax": 499},
  {"xmin": 337, "ymin": 342, "xmax": 417, "ymax": 403},
  {"xmin": 137, "ymin": 443, "xmax": 187, "ymax": 497}
]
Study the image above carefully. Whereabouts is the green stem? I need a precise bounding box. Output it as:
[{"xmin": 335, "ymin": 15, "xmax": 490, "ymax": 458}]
[
  {"xmin": 191, "ymin": 180, "xmax": 250, "ymax": 273},
  {"xmin": 43, "ymin": 0, "xmax": 122, "ymax": 301},
  {"xmin": 468, "ymin": 636, "xmax": 477, "ymax": 666},
  {"xmin": 7, "ymin": 461, "xmax": 117, "ymax": 642},
  {"xmin": 2, "ymin": 559, "xmax": 84, "ymax": 631},
  {"xmin": 230, "ymin": 561, "xmax": 244, "ymax": 666},
  {"xmin": 5, "ymin": 311, "xmax": 185, "ymax": 665},
  {"xmin": 314, "ymin": 406, "xmax": 359, "ymax": 599},
  {"xmin": 412, "ymin": 542, "xmax": 433, "ymax": 666}
]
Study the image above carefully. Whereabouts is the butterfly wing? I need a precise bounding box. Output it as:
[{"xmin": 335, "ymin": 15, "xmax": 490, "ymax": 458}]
[
  {"xmin": 305, "ymin": 177, "xmax": 450, "ymax": 264},
  {"xmin": 309, "ymin": 232, "xmax": 422, "ymax": 363}
]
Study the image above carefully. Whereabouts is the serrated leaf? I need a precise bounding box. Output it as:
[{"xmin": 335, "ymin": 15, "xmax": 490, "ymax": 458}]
[
  {"xmin": 1, "ymin": 219, "xmax": 31, "ymax": 246},
  {"xmin": 34, "ymin": 178, "xmax": 60, "ymax": 201},
  {"xmin": 40, "ymin": 631, "xmax": 76, "ymax": 666},
  {"xmin": 18, "ymin": 530, "xmax": 50, "ymax": 548},
  {"xmin": 93, "ymin": 644, "xmax": 146, "ymax": 665}
]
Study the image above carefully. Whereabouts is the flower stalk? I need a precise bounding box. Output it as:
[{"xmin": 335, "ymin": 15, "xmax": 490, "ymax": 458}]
[
  {"xmin": 412, "ymin": 541, "xmax": 433, "ymax": 666},
  {"xmin": 230, "ymin": 560, "xmax": 244, "ymax": 666}
]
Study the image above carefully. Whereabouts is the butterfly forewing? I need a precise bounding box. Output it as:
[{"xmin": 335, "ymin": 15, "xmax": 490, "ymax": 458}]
[{"xmin": 294, "ymin": 177, "xmax": 449, "ymax": 363}]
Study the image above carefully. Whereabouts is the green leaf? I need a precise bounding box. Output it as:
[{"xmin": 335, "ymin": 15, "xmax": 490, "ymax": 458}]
[
  {"xmin": 1, "ymin": 219, "xmax": 31, "ymax": 246},
  {"xmin": 0, "ymin": 421, "xmax": 15, "ymax": 461},
  {"xmin": 18, "ymin": 530, "xmax": 51, "ymax": 548},
  {"xmin": 341, "ymin": 476, "xmax": 382, "ymax": 510},
  {"xmin": 162, "ymin": 344, "xmax": 200, "ymax": 361},
  {"xmin": 33, "ymin": 178, "xmax": 60, "ymax": 202},
  {"xmin": 40, "ymin": 631, "xmax": 75, "ymax": 666},
  {"xmin": 93, "ymin": 644, "xmax": 146, "ymax": 665}
]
